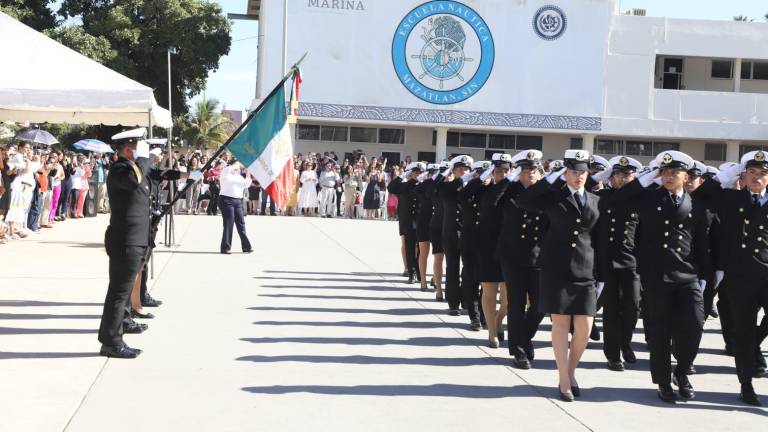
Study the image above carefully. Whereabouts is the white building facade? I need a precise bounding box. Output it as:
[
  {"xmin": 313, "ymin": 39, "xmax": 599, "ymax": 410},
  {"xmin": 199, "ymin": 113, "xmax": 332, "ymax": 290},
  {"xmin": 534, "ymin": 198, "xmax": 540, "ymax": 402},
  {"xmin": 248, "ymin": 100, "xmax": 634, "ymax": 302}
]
[{"xmin": 249, "ymin": 0, "xmax": 768, "ymax": 165}]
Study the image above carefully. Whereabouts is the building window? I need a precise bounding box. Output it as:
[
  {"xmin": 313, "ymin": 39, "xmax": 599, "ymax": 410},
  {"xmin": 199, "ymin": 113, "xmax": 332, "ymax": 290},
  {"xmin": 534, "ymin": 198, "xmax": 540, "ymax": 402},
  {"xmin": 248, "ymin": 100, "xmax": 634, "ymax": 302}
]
[
  {"xmin": 742, "ymin": 61, "xmax": 753, "ymax": 80},
  {"xmin": 418, "ymin": 151, "xmax": 436, "ymax": 162},
  {"xmin": 381, "ymin": 151, "xmax": 401, "ymax": 167},
  {"xmin": 754, "ymin": 62, "xmax": 768, "ymax": 80},
  {"xmin": 625, "ymin": 140, "xmax": 653, "ymax": 156},
  {"xmin": 488, "ymin": 134, "xmax": 516, "ymax": 150},
  {"xmin": 447, "ymin": 131, "xmax": 460, "ymax": 147},
  {"xmin": 570, "ymin": 137, "xmax": 583, "ymax": 149},
  {"xmin": 653, "ymin": 142, "xmax": 680, "ymax": 153},
  {"xmin": 704, "ymin": 143, "xmax": 726, "ymax": 161},
  {"xmin": 740, "ymin": 144, "xmax": 767, "ymax": 158},
  {"xmin": 516, "ymin": 135, "xmax": 543, "ymax": 150},
  {"xmin": 379, "ymin": 128, "xmax": 405, "ymax": 144},
  {"xmin": 297, "ymin": 124, "xmax": 320, "ymax": 141},
  {"xmin": 349, "ymin": 127, "xmax": 377, "ymax": 143},
  {"xmin": 596, "ymin": 139, "xmax": 621, "ymax": 155},
  {"xmin": 459, "ymin": 132, "xmax": 486, "ymax": 148},
  {"xmin": 320, "ymin": 125, "xmax": 348, "ymax": 142},
  {"xmin": 711, "ymin": 60, "xmax": 733, "ymax": 79}
]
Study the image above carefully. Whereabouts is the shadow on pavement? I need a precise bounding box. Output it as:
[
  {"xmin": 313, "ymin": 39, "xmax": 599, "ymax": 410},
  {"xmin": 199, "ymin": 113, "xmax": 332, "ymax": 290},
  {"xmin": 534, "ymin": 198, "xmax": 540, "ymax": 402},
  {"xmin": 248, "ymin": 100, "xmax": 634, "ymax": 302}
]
[
  {"xmin": 0, "ymin": 326, "xmax": 96, "ymax": 335},
  {"xmin": 0, "ymin": 313, "xmax": 101, "ymax": 320},
  {"xmin": 259, "ymin": 285, "xmax": 411, "ymax": 293},
  {"xmin": 32, "ymin": 241, "xmax": 104, "ymax": 248},
  {"xmin": 254, "ymin": 276, "xmax": 394, "ymax": 283},
  {"xmin": 252, "ymin": 320, "xmax": 457, "ymax": 329},
  {"xmin": 248, "ymin": 306, "xmax": 443, "ymax": 316},
  {"xmin": 0, "ymin": 300, "xmax": 102, "ymax": 307},
  {"xmin": 236, "ymin": 354, "xmax": 499, "ymax": 367},
  {"xmin": 240, "ymin": 336, "xmax": 477, "ymax": 347},
  {"xmin": 242, "ymin": 383, "xmax": 529, "ymax": 398},
  {"xmin": 0, "ymin": 351, "xmax": 99, "ymax": 359},
  {"xmin": 258, "ymin": 294, "xmax": 417, "ymax": 302},
  {"xmin": 263, "ymin": 270, "xmax": 404, "ymax": 277}
]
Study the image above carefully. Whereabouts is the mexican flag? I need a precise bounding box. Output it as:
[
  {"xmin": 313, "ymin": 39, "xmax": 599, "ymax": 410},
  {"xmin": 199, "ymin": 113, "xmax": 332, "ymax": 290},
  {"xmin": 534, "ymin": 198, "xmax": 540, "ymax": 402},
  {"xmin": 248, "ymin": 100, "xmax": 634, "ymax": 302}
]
[{"xmin": 228, "ymin": 84, "xmax": 295, "ymax": 209}]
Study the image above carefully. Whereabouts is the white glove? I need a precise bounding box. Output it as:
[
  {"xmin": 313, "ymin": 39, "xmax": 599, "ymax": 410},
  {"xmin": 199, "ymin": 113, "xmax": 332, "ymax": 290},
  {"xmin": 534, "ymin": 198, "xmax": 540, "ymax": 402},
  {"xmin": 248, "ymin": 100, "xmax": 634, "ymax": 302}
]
[
  {"xmin": 460, "ymin": 172, "xmax": 474, "ymax": 185},
  {"xmin": 591, "ymin": 168, "xmax": 612, "ymax": 184},
  {"xmin": 545, "ymin": 168, "xmax": 566, "ymax": 184},
  {"xmin": 596, "ymin": 282, "xmax": 605, "ymax": 299},
  {"xmin": 653, "ymin": 176, "xmax": 662, "ymax": 186},
  {"xmin": 506, "ymin": 167, "xmax": 522, "ymax": 182},
  {"xmin": 417, "ymin": 172, "xmax": 427, "ymax": 182},
  {"xmin": 479, "ymin": 166, "xmax": 493, "ymax": 182},
  {"xmin": 135, "ymin": 140, "xmax": 150, "ymax": 159},
  {"xmin": 638, "ymin": 167, "xmax": 659, "ymax": 187},
  {"xmin": 714, "ymin": 270, "xmax": 724, "ymax": 289},
  {"xmin": 716, "ymin": 164, "xmax": 742, "ymax": 189},
  {"xmin": 431, "ymin": 173, "xmax": 440, "ymax": 181},
  {"xmin": 698, "ymin": 280, "xmax": 707, "ymax": 291},
  {"xmin": 400, "ymin": 170, "xmax": 410, "ymax": 180}
]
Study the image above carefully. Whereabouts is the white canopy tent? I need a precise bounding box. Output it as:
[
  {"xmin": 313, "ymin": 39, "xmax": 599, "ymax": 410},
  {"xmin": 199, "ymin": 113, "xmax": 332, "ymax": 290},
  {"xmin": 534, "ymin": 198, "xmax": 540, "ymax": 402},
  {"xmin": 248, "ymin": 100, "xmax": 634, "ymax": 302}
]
[{"xmin": 0, "ymin": 11, "xmax": 172, "ymax": 128}]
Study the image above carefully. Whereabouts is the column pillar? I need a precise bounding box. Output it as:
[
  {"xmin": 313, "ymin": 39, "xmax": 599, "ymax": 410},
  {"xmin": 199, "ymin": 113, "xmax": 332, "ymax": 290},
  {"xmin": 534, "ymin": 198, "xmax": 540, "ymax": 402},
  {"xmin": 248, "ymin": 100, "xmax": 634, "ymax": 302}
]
[
  {"xmin": 734, "ymin": 58, "xmax": 742, "ymax": 93},
  {"xmin": 581, "ymin": 134, "xmax": 596, "ymax": 155},
  {"xmin": 435, "ymin": 127, "xmax": 448, "ymax": 162},
  {"xmin": 726, "ymin": 140, "xmax": 741, "ymax": 162}
]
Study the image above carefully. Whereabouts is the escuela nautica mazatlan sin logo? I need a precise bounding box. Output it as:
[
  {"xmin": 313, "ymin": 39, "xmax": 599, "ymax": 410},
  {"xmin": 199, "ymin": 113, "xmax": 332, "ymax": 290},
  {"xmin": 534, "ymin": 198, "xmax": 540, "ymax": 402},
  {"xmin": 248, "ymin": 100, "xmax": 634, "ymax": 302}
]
[{"xmin": 391, "ymin": 1, "xmax": 495, "ymax": 105}]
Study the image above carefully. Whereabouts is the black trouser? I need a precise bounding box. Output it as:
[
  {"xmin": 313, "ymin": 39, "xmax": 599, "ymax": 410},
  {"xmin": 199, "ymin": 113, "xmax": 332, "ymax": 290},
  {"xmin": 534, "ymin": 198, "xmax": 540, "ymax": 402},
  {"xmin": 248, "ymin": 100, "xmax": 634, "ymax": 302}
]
[
  {"xmin": 98, "ymin": 245, "xmax": 146, "ymax": 347},
  {"xmin": 444, "ymin": 240, "xmax": 461, "ymax": 309},
  {"xmin": 643, "ymin": 278, "xmax": 704, "ymax": 384},
  {"xmin": 726, "ymin": 274, "xmax": 768, "ymax": 384},
  {"xmin": 503, "ymin": 266, "xmax": 543, "ymax": 356},
  {"xmin": 219, "ymin": 196, "xmax": 252, "ymax": 252},
  {"xmin": 58, "ymin": 178, "xmax": 72, "ymax": 217},
  {"xmin": 403, "ymin": 222, "xmax": 417, "ymax": 275},
  {"xmin": 601, "ymin": 268, "xmax": 641, "ymax": 362},
  {"xmin": 717, "ymin": 275, "xmax": 735, "ymax": 348},
  {"xmin": 703, "ymin": 271, "xmax": 717, "ymax": 315},
  {"xmin": 336, "ymin": 190, "xmax": 343, "ymax": 216},
  {"xmin": 207, "ymin": 184, "xmax": 220, "ymax": 215},
  {"xmin": 459, "ymin": 245, "xmax": 480, "ymax": 321}
]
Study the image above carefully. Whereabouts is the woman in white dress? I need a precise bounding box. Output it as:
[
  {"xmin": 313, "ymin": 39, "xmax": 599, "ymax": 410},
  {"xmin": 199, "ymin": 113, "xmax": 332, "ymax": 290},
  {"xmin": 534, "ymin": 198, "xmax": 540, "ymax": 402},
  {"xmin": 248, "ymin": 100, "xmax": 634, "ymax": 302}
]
[{"xmin": 298, "ymin": 162, "xmax": 318, "ymax": 216}]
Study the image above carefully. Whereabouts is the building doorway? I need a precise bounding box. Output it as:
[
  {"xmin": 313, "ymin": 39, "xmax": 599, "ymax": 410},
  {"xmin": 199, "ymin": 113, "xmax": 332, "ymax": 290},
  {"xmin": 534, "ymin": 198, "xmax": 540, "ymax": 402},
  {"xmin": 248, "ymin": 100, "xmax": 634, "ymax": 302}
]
[{"xmin": 662, "ymin": 57, "xmax": 684, "ymax": 90}]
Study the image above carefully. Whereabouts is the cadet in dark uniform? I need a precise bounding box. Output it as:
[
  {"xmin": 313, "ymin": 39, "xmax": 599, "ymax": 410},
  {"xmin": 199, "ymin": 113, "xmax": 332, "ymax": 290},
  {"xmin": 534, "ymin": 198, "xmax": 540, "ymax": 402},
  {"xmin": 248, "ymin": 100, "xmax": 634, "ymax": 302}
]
[
  {"xmin": 388, "ymin": 162, "xmax": 425, "ymax": 284},
  {"xmin": 690, "ymin": 151, "xmax": 768, "ymax": 406},
  {"xmin": 499, "ymin": 150, "xmax": 547, "ymax": 369},
  {"xmin": 458, "ymin": 160, "xmax": 491, "ymax": 330},
  {"xmin": 475, "ymin": 154, "xmax": 512, "ymax": 348},
  {"xmin": 429, "ymin": 161, "xmax": 450, "ymax": 301},
  {"xmin": 415, "ymin": 164, "xmax": 438, "ymax": 291},
  {"xmin": 517, "ymin": 150, "xmax": 600, "ymax": 402},
  {"xmin": 614, "ymin": 150, "xmax": 709, "ymax": 403},
  {"xmin": 591, "ymin": 155, "xmax": 643, "ymax": 371},
  {"xmin": 437, "ymin": 155, "xmax": 473, "ymax": 317},
  {"xmin": 98, "ymin": 131, "xmax": 186, "ymax": 358}
]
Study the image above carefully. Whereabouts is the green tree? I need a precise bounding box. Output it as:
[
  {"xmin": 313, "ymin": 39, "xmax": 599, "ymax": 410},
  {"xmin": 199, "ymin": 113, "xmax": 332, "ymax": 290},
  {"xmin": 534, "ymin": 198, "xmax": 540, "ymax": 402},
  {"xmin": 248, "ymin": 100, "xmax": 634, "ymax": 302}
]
[
  {"xmin": 181, "ymin": 96, "xmax": 233, "ymax": 149},
  {"xmin": 733, "ymin": 15, "xmax": 754, "ymax": 22},
  {"xmin": 44, "ymin": 26, "xmax": 117, "ymax": 64},
  {"xmin": 58, "ymin": 0, "xmax": 232, "ymax": 116},
  {"xmin": 0, "ymin": 0, "xmax": 56, "ymax": 31}
]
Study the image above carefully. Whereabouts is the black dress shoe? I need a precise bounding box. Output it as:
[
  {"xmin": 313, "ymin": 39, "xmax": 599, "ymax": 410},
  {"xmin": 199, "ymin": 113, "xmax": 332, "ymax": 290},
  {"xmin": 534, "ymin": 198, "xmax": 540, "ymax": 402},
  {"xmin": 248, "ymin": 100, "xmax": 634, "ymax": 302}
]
[
  {"xmin": 513, "ymin": 353, "xmax": 531, "ymax": 370},
  {"xmin": 740, "ymin": 383, "xmax": 763, "ymax": 406},
  {"xmin": 123, "ymin": 322, "xmax": 148, "ymax": 334},
  {"xmin": 607, "ymin": 360, "xmax": 625, "ymax": 372},
  {"xmin": 430, "ymin": 277, "xmax": 435, "ymax": 287},
  {"xmin": 407, "ymin": 273, "xmax": 415, "ymax": 284},
  {"xmin": 622, "ymin": 346, "xmax": 637, "ymax": 363},
  {"xmin": 470, "ymin": 321, "xmax": 481, "ymax": 331},
  {"xmin": 657, "ymin": 384, "xmax": 678, "ymax": 403},
  {"xmin": 141, "ymin": 296, "xmax": 163, "ymax": 307},
  {"xmin": 100, "ymin": 344, "xmax": 141, "ymax": 359},
  {"xmin": 590, "ymin": 324, "xmax": 601, "ymax": 341},
  {"xmin": 559, "ymin": 388, "xmax": 575, "ymax": 402},
  {"xmin": 221, "ymin": 250, "xmax": 231, "ymax": 254},
  {"xmin": 243, "ymin": 249, "xmax": 253, "ymax": 253},
  {"xmin": 525, "ymin": 341, "xmax": 535, "ymax": 361},
  {"xmin": 497, "ymin": 331, "xmax": 505, "ymax": 342},
  {"xmin": 683, "ymin": 364, "xmax": 696, "ymax": 375},
  {"xmin": 488, "ymin": 338, "xmax": 499, "ymax": 349},
  {"xmin": 435, "ymin": 294, "xmax": 444, "ymax": 302},
  {"xmin": 131, "ymin": 309, "xmax": 155, "ymax": 319},
  {"xmin": 402, "ymin": 271, "xmax": 408, "ymax": 277},
  {"xmin": 448, "ymin": 308, "xmax": 460, "ymax": 316},
  {"xmin": 673, "ymin": 374, "xmax": 695, "ymax": 399},
  {"xmin": 708, "ymin": 308, "xmax": 719, "ymax": 318},
  {"xmin": 571, "ymin": 385, "xmax": 581, "ymax": 397}
]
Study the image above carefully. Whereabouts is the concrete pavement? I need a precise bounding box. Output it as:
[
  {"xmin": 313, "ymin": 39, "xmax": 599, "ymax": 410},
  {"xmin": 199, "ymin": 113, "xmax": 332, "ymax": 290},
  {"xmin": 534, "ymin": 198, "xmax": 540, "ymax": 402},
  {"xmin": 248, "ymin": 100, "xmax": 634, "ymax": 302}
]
[{"xmin": 0, "ymin": 214, "xmax": 766, "ymax": 431}]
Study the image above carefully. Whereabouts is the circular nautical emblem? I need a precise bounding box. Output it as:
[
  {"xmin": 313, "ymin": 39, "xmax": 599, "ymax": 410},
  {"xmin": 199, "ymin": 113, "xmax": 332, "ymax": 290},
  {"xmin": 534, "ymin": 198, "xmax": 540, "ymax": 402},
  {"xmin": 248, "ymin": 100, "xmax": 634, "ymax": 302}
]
[
  {"xmin": 574, "ymin": 151, "xmax": 586, "ymax": 161},
  {"xmin": 662, "ymin": 153, "xmax": 673, "ymax": 164},
  {"xmin": 619, "ymin": 157, "xmax": 629, "ymax": 167},
  {"xmin": 757, "ymin": 151, "xmax": 766, "ymax": 162},
  {"xmin": 527, "ymin": 151, "xmax": 536, "ymax": 160},
  {"xmin": 552, "ymin": 161, "xmax": 563, "ymax": 169},
  {"xmin": 533, "ymin": 5, "xmax": 567, "ymax": 41},
  {"xmin": 392, "ymin": 1, "xmax": 495, "ymax": 105}
]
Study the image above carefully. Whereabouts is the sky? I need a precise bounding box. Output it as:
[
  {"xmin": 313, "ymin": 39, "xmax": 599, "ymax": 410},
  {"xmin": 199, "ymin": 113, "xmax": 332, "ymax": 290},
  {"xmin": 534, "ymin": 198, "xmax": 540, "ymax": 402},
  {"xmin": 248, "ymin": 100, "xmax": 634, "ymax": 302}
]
[{"xmin": 197, "ymin": 0, "xmax": 768, "ymax": 115}]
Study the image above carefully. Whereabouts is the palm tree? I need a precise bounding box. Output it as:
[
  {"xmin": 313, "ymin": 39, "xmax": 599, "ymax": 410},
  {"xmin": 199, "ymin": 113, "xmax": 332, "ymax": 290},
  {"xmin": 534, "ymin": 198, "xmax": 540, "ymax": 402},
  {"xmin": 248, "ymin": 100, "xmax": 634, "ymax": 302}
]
[
  {"xmin": 182, "ymin": 97, "xmax": 234, "ymax": 150},
  {"xmin": 733, "ymin": 15, "xmax": 754, "ymax": 22}
]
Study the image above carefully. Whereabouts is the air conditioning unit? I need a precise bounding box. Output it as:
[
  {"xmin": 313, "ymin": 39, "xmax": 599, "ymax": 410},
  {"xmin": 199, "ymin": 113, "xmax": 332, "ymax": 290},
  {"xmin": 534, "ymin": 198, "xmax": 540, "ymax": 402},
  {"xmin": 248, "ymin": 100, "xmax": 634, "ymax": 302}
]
[{"xmin": 624, "ymin": 8, "xmax": 647, "ymax": 16}]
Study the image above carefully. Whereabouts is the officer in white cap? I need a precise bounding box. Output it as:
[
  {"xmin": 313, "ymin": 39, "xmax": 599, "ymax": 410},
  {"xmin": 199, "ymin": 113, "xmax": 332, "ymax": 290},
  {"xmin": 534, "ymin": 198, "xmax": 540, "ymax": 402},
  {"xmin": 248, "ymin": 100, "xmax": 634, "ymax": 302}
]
[
  {"xmin": 590, "ymin": 155, "xmax": 643, "ymax": 371},
  {"xmin": 414, "ymin": 163, "xmax": 440, "ymax": 291},
  {"xmin": 498, "ymin": 149, "xmax": 547, "ymax": 368},
  {"xmin": 689, "ymin": 150, "xmax": 768, "ymax": 406},
  {"xmin": 387, "ymin": 161, "xmax": 425, "ymax": 284},
  {"xmin": 615, "ymin": 150, "xmax": 710, "ymax": 402},
  {"xmin": 518, "ymin": 149, "xmax": 601, "ymax": 401},
  {"xmin": 437, "ymin": 155, "xmax": 476, "ymax": 318}
]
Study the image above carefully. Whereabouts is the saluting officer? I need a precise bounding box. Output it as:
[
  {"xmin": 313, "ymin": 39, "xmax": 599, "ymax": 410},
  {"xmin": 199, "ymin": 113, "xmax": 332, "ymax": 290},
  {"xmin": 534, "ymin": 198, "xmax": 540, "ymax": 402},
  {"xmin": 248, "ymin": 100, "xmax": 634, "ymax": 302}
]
[
  {"xmin": 690, "ymin": 151, "xmax": 768, "ymax": 406},
  {"xmin": 591, "ymin": 155, "xmax": 643, "ymax": 371},
  {"xmin": 615, "ymin": 151, "xmax": 710, "ymax": 403},
  {"xmin": 437, "ymin": 155, "xmax": 473, "ymax": 317},
  {"xmin": 499, "ymin": 150, "xmax": 548, "ymax": 369},
  {"xmin": 414, "ymin": 164, "xmax": 439, "ymax": 292},
  {"xmin": 98, "ymin": 130, "xmax": 186, "ymax": 358},
  {"xmin": 429, "ymin": 161, "xmax": 451, "ymax": 301},
  {"xmin": 388, "ymin": 162, "xmax": 425, "ymax": 284}
]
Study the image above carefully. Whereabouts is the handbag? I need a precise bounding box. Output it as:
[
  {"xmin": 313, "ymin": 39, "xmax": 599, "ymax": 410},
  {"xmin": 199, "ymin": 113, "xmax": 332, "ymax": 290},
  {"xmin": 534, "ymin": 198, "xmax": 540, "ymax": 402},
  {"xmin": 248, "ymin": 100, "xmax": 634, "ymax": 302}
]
[{"xmin": 354, "ymin": 191, "xmax": 362, "ymax": 205}]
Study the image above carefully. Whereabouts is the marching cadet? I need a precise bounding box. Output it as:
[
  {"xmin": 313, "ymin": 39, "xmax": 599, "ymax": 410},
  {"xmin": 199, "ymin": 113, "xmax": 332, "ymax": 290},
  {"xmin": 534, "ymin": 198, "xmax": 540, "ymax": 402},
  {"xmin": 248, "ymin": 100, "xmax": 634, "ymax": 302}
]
[
  {"xmin": 690, "ymin": 151, "xmax": 768, "ymax": 406},
  {"xmin": 414, "ymin": 164, "xmax": 439, "ymax": 292},
  {"xmin": 459, "ymin": 160, "xmax": 491, "ymax": 330},
  {"xmin": 387, "ymin": 162, "xmax": 425, "ymax": 284},
  {"xmin": 517, "ymin": 150, "xmax": 601, "ymax": 402},
  {"xmin": 437, "ymin": 155, "xmax": 474, "ymax": 319},
  {"xmin": 472, "ymin": 154, "xmax": 513, "ymax": 348},
  {"xmin": 614, "ymin": 151, "xmax": 709, "ymax": 403},
  {"xmin": 591, "ymin": 155, "xmax": 643, "ymax": 371},
  {"xmin": 498, "ymin": 150, "xmax": 548, "ymax": 369},
  {"xmin": 98, "ymin": 129, "xmax": 187, "ymax": 358},
  {"xmin": 429, "ymin": 161, "xmax": 451, "ymax": 301}
]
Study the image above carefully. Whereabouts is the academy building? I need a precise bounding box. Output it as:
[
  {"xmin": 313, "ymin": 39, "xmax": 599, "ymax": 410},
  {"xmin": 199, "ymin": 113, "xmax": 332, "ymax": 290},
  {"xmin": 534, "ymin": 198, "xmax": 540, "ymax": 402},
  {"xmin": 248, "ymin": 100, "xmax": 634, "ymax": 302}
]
[{"xmin": 246, "ymin": 0, "xmax": 768, "ymax": 165}]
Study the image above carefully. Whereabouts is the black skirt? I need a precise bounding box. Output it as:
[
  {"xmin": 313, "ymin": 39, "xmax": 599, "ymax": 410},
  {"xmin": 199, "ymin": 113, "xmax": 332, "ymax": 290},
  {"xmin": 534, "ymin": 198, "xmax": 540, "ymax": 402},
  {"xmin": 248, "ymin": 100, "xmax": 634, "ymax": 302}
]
[
  {"xmin": 430, "ymin": 227, "xmax": 444, "ymax": 254},
  {"xmin": 416, "ymin": 221, "xmax": 431, "ymax": 242},
  {"xmin": 538, "ymin": 271, "xmax": 597, "ymax": 316},
  {"xmin": 476, "ymin": 248, "xmax": 503, "ymax": 283}
]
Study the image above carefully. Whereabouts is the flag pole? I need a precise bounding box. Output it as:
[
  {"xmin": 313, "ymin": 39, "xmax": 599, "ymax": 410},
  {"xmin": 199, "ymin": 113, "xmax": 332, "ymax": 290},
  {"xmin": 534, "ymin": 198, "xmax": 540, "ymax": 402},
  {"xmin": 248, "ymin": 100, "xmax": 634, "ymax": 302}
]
[{"xmin": 150, "ymin": 52, "xmax": 308, "ymax": 227}]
